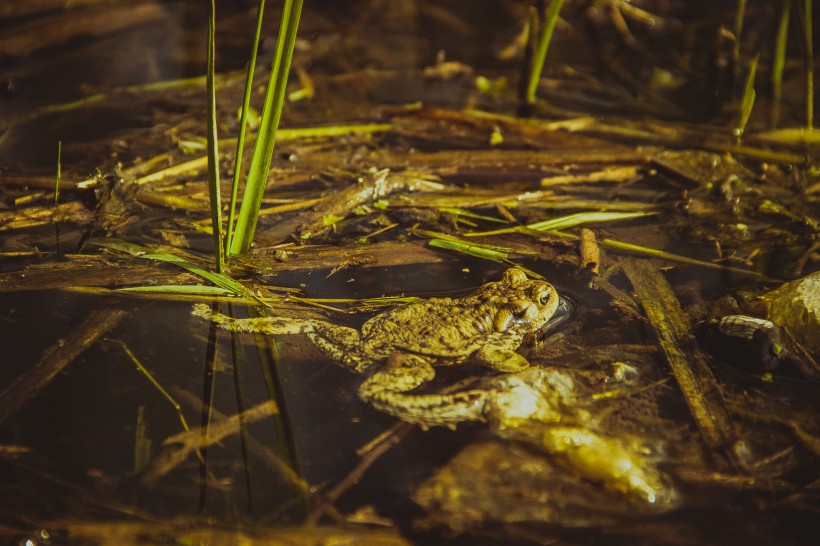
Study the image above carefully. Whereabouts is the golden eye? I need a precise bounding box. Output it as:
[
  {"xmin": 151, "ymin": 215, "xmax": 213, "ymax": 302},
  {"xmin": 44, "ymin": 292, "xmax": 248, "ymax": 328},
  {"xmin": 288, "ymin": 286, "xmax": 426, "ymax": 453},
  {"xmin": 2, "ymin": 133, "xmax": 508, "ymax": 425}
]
[{"xmin": 539, "ymin": 289, "xmax": 552, "ymax": 305}]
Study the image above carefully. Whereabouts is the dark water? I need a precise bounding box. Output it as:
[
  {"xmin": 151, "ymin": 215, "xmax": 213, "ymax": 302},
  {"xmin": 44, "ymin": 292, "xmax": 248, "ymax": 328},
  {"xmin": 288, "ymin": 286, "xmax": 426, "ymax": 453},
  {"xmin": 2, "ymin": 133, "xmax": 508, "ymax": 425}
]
[{"xmin": 1, "ymin": 1, "xmax": 818, "ymax": 545}]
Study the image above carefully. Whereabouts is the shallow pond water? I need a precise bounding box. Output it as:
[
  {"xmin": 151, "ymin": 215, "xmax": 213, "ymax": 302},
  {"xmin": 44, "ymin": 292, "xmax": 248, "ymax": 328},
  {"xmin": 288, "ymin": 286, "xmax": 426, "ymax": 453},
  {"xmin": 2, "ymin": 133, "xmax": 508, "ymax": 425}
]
[{"xmin": 1, "ymin": 1, "xmax": 818, "ymax": 545}]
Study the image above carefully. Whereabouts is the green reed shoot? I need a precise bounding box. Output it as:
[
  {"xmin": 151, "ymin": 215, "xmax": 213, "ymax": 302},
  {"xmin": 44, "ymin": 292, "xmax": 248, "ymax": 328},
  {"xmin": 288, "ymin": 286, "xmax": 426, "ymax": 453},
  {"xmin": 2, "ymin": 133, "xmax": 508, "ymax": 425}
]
[
  {"xmin": 229, "ymin": 0, "xmax": 304, "ymax": 255},
  {"xmin": 802, "ymin": 0, "xmax": 813, "ymax": 128},
  {"xmin": 206, "ymin": 0, "xmax": 224, "ymax": 272},
  {"xmin": 53, "ymin": 140, "xmax": 62, "ymax": 258},
  {"xmin": 734, "ymin": 53, "xmax": 759, "ymax": 139},
  {"xmin": 732, "ymin": 0, "xmax": 747, "ymax": 66},
  {"xmin": 54, "ymin": 140, "xmax": 61, "ymax": 206},
  {"xmin": 226, "ymin": 0, "xmax": 267, "ymax": 255},
  {"xmin": 770, "ymin": 0, "xmax": 790, "ymax": 128},
  {"xmin": 520, "ymin": 0, "xmax": 565, "ymax": 115}
]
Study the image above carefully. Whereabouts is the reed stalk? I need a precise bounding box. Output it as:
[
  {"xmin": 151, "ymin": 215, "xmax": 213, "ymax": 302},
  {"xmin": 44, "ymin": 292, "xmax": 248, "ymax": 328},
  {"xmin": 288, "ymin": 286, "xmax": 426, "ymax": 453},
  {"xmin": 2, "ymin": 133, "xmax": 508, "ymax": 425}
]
[
  {"xmin": 734, "ymin": 53, "xmax": 759, "ymax": 139},
  {"xmin": 226, "ymin": 0, "xmax": 267, "ymax": 254},
  {"xmin": 206, "ymin": 0, "xmax": 224, "ymax": 271},
  {"xmin": 519, "ymin": 0, "xmax": 564, "ymax": 116},
  {"xmin": 770, "ymin": 0, "xmax": 790, "ymax": 128},
  {"xmin": 229, "ymin": 0, "xmax": 304, "ymax": 255},
  {"xmin": 802, "ymin": 0, "xmax": 814, "ymax": 127}
]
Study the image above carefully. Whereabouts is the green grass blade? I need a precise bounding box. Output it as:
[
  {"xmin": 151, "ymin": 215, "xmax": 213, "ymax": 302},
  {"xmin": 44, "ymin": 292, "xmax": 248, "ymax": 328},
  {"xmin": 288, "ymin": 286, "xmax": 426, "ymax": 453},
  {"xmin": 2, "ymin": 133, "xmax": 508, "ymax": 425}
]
[
  {"xmin": 428, "ymin": 238, "xmax": 509, "ymax": 261},
  {"xmin": 139, "ymin": 251, "xmax": 254, "ymax": 298},
  {"xmin": 523, "ymin": 0, "xmax": 565, "ymax": 110},
  {"xmin": 439, "ymin": 207, "xmax": 509, "ymax": 223},
  {"xmin": 97, "ymin": 240, "xmax": 260, "ymax": 300},
  {"xmin": 734, "ymin": 53, "xmax": 759, "ymax": 140},
  {"xmin": 54, "ymin": 141, "xmax": 61, "ymax": 206},
  {"xmin": 526, "ymin": 210, "xmax": 650, "ymax": 232},
  {"xmin": 465, "ymin": 210, "xmax": 651, "ymax": 237},
  {"xmin": 415, "ymin": 229, "xmax": 542, "ymax": 261},
  {"xmin": 732, "ymin": 0, "xmax": 747, "ymax": 65},
  {"xmin": 206, "ymin": 0, "xmax": 224, "ymax": 271},
  {"xmin": 53, "ymin": 140, "xmax": 62, "ymax": 258},
  {"xmin": 112, "ymin": 340, "xmax": 194, "ymax": 436},
  {"xmin": 226, "ymin": 0, "xmax": 267, "ymax": 253},
  {"xmin": 804, "ymin": 0, "xmax": 814, "ymax": 128},
  {"xmin": 770, "ymin": 0, "xmax": 790, "ymax": 128},
  {"xmin": 116, "ymin": 285, "xmax": 237, "ymax": 296},
  {"xmin": 229, "ymin": 0, "xmax": 303, "ymax": 255},
  {"xmin": 426, "ymin": 238, "xmax": 544, "ymax": 279},
  {"xmin": 277, "ymin": 123, "xmax": 392, "ymax": 139},
  {"xmin": 751, "ymin": 126, "xmax": 820, "ymax": 145}
]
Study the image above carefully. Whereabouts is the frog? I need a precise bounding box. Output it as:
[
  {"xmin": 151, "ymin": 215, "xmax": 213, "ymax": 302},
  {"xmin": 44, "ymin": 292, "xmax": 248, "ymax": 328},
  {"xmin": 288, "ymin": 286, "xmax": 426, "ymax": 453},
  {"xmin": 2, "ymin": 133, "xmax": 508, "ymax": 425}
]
[
  {"xmin": 193, "ymin": 268, "xmax": 559, "ymax": 428},
  {"xmin": 193, "ymin": 270, "xmax": 680, "ymax": 509}
]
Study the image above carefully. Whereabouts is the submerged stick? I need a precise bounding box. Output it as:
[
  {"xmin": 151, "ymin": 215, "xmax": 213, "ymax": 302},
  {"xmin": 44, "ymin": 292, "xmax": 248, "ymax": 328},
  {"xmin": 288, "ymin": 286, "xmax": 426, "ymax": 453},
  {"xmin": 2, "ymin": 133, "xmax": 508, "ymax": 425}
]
[
  {"xmin": 0, "ymin": 308, "xmax": 126, "ymax": 424},
  {"xmin": 621, "ymin": 258, "xmax": 736, "ymax": 453},
  {"xmin": 173, "ymin": 389, "xmax": 308, "ymax": 493},
  {"xmin": 141, "ymin": 400, "xmax": 282, "ymax": 487}
]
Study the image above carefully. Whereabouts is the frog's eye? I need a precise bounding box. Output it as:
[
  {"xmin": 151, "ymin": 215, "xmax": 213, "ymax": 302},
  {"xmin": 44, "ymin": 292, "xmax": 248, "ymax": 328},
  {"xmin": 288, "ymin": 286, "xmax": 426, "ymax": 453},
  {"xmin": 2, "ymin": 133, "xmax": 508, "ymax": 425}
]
[{"xmin": 538, "ymin": 288, "xmax": 553, "ymax": 306}]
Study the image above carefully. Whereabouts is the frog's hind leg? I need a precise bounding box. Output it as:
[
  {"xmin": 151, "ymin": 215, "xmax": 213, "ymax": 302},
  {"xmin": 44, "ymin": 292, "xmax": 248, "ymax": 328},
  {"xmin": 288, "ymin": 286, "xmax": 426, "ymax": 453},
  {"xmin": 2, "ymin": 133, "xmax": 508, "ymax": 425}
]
[
  {"xmin": 192, "ymin": 304, "xmax": 312, "ymax": 335},
  {"xmin": 358, "ymin": 354, "xmax": 489, "ymax": 429}
]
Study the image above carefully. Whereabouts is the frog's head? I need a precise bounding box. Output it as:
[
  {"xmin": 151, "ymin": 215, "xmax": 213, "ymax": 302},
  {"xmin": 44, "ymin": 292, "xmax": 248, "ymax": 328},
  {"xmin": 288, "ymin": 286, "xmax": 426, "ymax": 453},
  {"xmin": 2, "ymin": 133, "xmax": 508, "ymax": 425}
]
[{"xmin": 490, "ymin": 268, "xmax": 559, "ymax": 334}]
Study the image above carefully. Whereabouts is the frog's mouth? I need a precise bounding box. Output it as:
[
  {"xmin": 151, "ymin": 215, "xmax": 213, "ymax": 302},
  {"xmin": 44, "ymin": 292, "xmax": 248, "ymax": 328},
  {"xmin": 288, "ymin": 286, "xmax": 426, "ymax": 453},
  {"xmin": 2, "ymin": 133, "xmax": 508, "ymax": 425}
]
[{"xmin": 537, "ymin": 295, "xmax": 575, "ymax": 337}]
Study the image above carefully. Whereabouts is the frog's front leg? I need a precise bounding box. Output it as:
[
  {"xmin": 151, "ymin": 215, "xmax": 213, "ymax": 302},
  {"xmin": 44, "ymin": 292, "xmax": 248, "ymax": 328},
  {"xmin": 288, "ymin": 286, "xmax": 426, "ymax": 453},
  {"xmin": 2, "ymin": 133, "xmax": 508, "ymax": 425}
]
[
  {"xmin": 306, "ymin": 322, "xmax": 370, "ymax": 374},
  {"xmin": 473, "ymin": 336, "xmax": 530, "ymax": 373},
  {"xmin": 358, "ymin": 353, "xmax": 490, "ymax": 429}
]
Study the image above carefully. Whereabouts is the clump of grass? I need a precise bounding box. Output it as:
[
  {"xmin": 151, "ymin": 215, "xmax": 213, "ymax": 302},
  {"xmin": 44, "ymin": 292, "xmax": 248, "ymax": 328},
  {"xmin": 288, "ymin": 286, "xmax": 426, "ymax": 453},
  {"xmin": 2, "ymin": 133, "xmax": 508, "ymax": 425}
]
[
  {"xmin": 731, "ymin": 0, "xmax": 816, "ymax": 139},
  {"xmin": 228, "ymin": 0, "xmax": 304, "ymax": 256},
  {"xmin": 204, "ymin": 0, "xmax": 304, "ymax": 265}
]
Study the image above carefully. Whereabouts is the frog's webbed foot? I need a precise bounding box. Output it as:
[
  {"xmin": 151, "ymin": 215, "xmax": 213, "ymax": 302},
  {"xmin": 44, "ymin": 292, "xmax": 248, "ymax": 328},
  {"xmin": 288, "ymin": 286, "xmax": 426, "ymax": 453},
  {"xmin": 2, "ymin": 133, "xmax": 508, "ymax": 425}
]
[
  {"xmin": 358, "ymin": 354, "xmax": 490, "ymax": 429},
  {"xmin": 192, "ymin": 303, "xmax": 312, "ymax": 335}
]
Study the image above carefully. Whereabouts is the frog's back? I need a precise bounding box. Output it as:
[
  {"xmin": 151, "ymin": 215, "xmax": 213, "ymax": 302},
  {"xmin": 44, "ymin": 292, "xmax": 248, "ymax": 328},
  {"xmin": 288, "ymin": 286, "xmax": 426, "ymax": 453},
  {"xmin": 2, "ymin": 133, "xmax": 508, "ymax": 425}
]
[{"xmin": 361, "ymin": 298, "xmax": 502, "ymax": 358}]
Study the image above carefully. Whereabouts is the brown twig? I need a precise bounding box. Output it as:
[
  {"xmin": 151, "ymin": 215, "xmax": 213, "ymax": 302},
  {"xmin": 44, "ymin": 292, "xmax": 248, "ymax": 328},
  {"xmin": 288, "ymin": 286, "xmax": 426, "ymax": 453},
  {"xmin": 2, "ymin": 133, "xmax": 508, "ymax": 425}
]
[
  {"xmin": 621, "ymin": 258, "xmax": 737, "ymax": 456},
  {"xmin": 141, "ymin": 400, "xmax": 286, "ymax": 487},
  {"xmin": 0, "ymin": 308, "xmax": 126, "ymax": 424}
]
